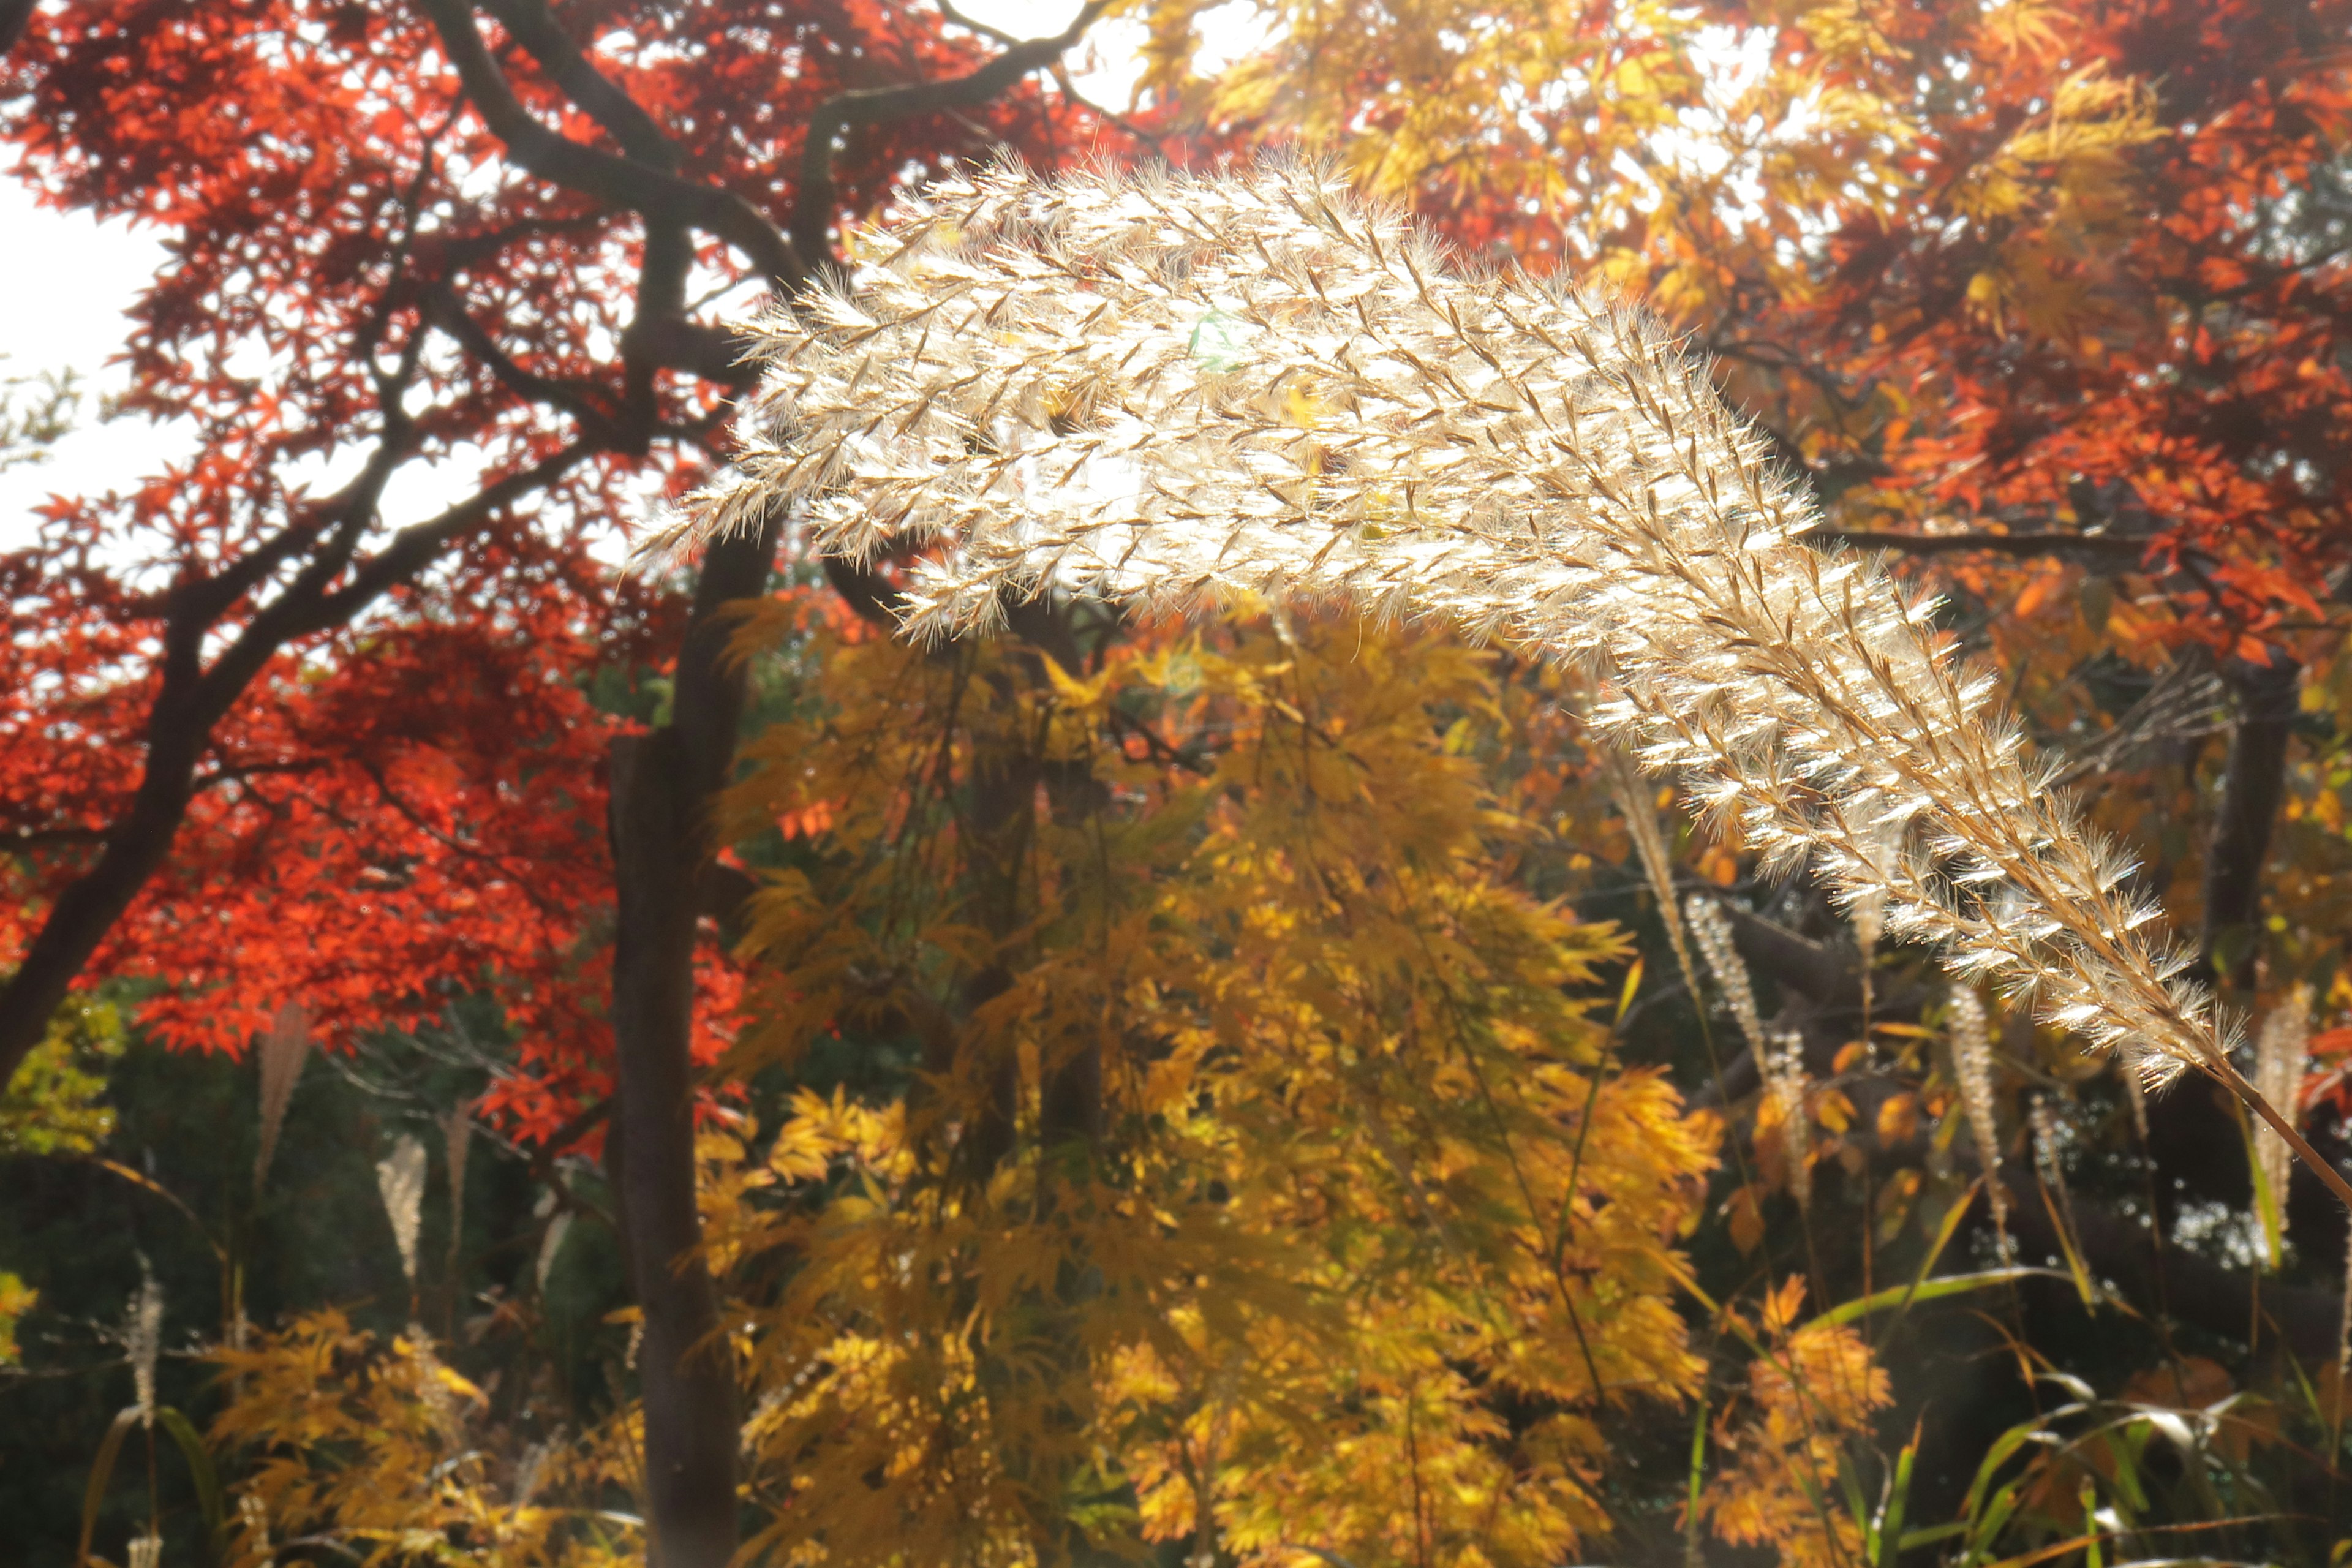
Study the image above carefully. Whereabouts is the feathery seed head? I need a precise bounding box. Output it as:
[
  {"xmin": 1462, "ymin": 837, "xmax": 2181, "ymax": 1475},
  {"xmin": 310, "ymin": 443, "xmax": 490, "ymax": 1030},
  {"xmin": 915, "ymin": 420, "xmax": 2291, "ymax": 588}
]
[
  {"xmin": 1684, "ymin": 894, "xmax": 1765, "ymax": 1055},
  {"xmin": 252, "ymin": 1000, "xmax": 311, "ymax": 1196},
  {"xmin": 2253, "ymin": 985, "xmax": 2312, "ymax": 1238},
  {"xmin": 673, "ymin": 160, "xmax": 2227, "ymax": 1096},
  {"xmin": 1948, "ymin": 985, "xmax": 2011, "ymax": 1250},
  {"xmin": 375, "ymin": 1134, "xmax": 428, "ymax": 1287},
  {"xmin": 1765, "ymin": 1029, "xmax": 1811, "ymax": 1208},
  {"xmin": 126, "ymin": 1265, "xmax": 164, "ymax": 1428}
]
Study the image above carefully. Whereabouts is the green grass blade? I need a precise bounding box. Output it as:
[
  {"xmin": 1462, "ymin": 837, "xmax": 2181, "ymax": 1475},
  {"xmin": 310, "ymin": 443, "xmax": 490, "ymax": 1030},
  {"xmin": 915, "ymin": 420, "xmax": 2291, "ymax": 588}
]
[
  {"xmin": 1812, "ymin": 1267, "xmax": 2067, "ymax": 1330},
  {"xmin": 156, "ymin": 1406, "xmax": 225, "ymax": 1561},
  {"xmin": 76, "ymin": 1405, "xmax": 141, "ymax": 1568}
]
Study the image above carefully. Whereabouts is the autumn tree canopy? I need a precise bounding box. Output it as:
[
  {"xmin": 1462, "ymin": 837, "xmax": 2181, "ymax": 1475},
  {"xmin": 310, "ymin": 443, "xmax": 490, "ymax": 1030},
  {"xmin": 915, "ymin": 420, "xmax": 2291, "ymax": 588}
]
[{"xmin": 5, "ymin": 0, "xmax": 2352, "ymax": 1566}]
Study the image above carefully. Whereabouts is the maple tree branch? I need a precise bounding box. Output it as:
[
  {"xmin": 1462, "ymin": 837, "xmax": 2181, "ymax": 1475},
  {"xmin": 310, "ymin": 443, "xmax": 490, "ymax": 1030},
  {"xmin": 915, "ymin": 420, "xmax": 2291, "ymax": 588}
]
[
  {"xmin": 820, "ymin": 554, "xmax": 908, "ymax": 630},
  {"xmin": 299, "ymin": 443, "xmax": 592, "ymax": 635},
  {"xmin": 624, "ymin": 315, "xmax": 759, "ymax": 387},
  {"xmin": 1804, "ymin": 527, "xmax": 2154, "ymax": 563},
  {"xmin": 1052, "ymin": 62, "xmax": 1167, "ymax": 154},
  {"xmin": 479, "ymin": 0, "xmax": 679, "ymax": 169},
  {"xmin": 935, "ymin": 0, "xmax": 1025, "ymax": 48},
  {"xmin": 356, "ymin": 760, "xmax": 570, "ymax": 923},
  {"xmin": 0, "ymin": 0, "xmax": 34, "ymax": 60},
  {"xmin": 422, "ymin": 283, "xmax": 627, "ymax": 445},
  {"xmin": 475, "ymin": 0, "xmax": 699, "ymax": 439},
  {"xmin": 0, "ymin": 444, "xmax": 589, "ymax": 1092},
  {"xmin": 790, "ymin": 1, "xmax": 1107, "ymax": 273},
  {"xmin": 416, "ymin": 0, "xmax": 806, "ymax": 289},
  {"xmin": 2193, "ymin": 652, "xmax": 2302, "ymax": 990}
]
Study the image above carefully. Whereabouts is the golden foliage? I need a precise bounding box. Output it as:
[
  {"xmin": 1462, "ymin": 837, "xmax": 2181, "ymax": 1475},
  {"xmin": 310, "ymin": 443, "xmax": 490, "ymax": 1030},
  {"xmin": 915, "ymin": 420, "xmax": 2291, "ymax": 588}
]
[
  {"xmin": 208, "ymin": 1310, "xmax": 641, "ymax": 1568},
  {"xmin": 706, "ymin": 603, "xmax": 1719, "ymax": 1566},
  {"xmin": 1698, "ymin": 1279, "xmax": 1893, "ymax": 1568}
]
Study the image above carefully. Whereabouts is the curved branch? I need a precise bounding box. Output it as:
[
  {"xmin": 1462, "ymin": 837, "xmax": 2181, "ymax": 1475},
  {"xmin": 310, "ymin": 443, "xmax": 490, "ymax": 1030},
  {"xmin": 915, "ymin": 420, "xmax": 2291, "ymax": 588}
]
[
  {"xmin": 1805, "ymin": 527, "xmax": 2153, "ymax": 562},
  {"xmin": 0, "ymin": 444, "xmax": 589, "ymax": 1091},
  {"xmin": 416, "ymin": 0, "xmax": 805, "ymax": 289},
  {"xmin": 480, "ymin": 0, "xmax": 679, "ymax": 169},
  {"xmin": 790, "ymin": 2, "xmax": 1107, "ymax": 273}
]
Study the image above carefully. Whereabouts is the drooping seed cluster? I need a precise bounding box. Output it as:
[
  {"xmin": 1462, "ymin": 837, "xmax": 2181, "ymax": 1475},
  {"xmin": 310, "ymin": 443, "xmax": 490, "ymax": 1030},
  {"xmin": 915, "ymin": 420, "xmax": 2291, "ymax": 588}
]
[
  {"xmin": 668, "ymin": 159, "xmax": 2228, "ymax": 1091},
  {"xmin": 126, "ymin": 1269, "xmax": 164, "ymax": 1428},
  {"xmin": 375, "ymin": 1134, "xmax": 428, "ymax": 1287},
  {"xmin": 1947, "ymin": 985, "xmax": 2011, "ymax": 1254},
  {"xmin": 1600, "ymin": 745, "xmax": 1696, "ymax": 1000},
  {"xmin": 1765, "ymin": 1030, "xmax": 1812, "ymax": 1208},
  {"xmin": 2253, "ymin": 986, "xmax": 2312, "ymax": 1235},
  {"xmin": 1684, "ymin": 894, "xmax": 1765, "ymax": 1056}
]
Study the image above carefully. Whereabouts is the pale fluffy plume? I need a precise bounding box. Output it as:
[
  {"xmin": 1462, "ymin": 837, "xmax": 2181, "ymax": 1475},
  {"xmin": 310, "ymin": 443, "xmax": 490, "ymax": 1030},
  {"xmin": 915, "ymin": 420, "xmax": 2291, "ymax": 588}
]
[
  {"xmin": 1765, "ymin": 1030, "xmax": 1812, "ymax": 1209},
  {"xmin": 1948, "ymin": 985, "xmax": 2011, "ymax": 1257},
  {"xmin": 2029, "ymin": 1093, "xmax": 2069, "ymax": 1205},
  {"xmin": 671, "ymin": 159, "xmax": 2226, "ymax": 1089},
  {"xmin": 375, "ymin": 1134, "xmax": 429, "ymax": 1287},
  {"xmin": 1684, "ymin": 894, "xmax": 1765, "ymax": 1056},
  {"xmin": 126, "ymin": 1265, "xmax": 164, "ymax": 1428},
  {"xmin": 2253, "ymin": 986, "xmax": 2311, "ymax": 1237},
  {"xmin": 252, "ymin": 1000, "xmax": 311, "ymax": 1196}
]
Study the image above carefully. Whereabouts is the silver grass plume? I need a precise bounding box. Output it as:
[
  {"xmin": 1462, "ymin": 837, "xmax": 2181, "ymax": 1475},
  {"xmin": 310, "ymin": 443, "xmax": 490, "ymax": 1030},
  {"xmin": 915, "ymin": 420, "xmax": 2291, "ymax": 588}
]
[
  {"xmin": 1600, "ymin": 745, "xmax": 1698, "ymax": 1003},
  {"xmin": 514, "ymin": 1434, "xmax": 560, "ymax": 1507},
  {"xmin": 534, "ymin": 1187, "xmax": 572, "ymax": 1292},
  {"xmin": 375, "ymin": 1134, "xmax": 428, "ymax": 1287},
  {"xmin": 1948, "ymin": 985, "xmax": 2012, "ymax": 1259},
  {"xmin": 2121, "ymin": 1059, "xmax": 2151, "ymax": 1143},
  {"xmin": 252, "ymin": 1001, "xmax": 310, "ymax": 1196},
  {"xmin": 1684, "ymin": 894, "xmax": 1765, "ymax": 1056},
  {"xmin": 1765, "ymin": 1029, "xmax": 1812, "ymax": 1208},
  {"xmin": 668, "ymin": 159, "xmax": 2231, "ymax": 1098},
  {"xmin": 126, "ymin": 1264, "xmax": 164, "ymax": 1428},
  {"xmin": 2252, "ymin": 986, "xmax": 2311, "ymax": 1240},
  {"xmin": 2029, "ymin": 1093, "xmax": 2068, "ymax": 1204}
]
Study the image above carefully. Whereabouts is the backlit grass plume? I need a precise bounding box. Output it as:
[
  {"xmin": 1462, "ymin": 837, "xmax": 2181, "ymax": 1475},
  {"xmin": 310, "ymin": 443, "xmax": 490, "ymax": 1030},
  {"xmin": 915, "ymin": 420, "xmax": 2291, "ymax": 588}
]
[
  {"xmin": 1948, "ymin": 985, "xmax": 2011, "ymax": 1257},
  {"xmin": 673, "ymin": 160, "xmax": 2343, "ymax": 1204}
]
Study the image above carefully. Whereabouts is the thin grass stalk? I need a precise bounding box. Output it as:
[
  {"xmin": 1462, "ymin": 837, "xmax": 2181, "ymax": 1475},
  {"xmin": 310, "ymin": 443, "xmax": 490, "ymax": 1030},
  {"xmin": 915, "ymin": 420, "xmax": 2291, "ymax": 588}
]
[
  {"xmin": 1600, "ymin": 745, "xmax": 1700, "ymax": 1005},
  {"xmin": 669, "ymin": 160, "xmax": 2346, "ymax": 1207},
  {"xmin": 2029, "ymin": 1093, "xmax": 2078, "ymax": 1235}
]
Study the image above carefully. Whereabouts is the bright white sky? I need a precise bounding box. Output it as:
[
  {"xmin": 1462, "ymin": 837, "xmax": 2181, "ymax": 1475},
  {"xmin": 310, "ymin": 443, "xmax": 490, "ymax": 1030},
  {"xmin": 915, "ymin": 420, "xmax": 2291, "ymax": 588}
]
[{"xmin": 0, "ymin": 1, "xmax": 1257, "ymax": 547}]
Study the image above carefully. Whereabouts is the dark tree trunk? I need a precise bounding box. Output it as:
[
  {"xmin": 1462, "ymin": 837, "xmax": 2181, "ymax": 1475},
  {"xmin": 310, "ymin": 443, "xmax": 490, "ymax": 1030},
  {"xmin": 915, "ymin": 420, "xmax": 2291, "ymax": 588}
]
[
  {"xmin": 608, "ymin": 518, "xmax": 778, "ymax": 1568},
  {"xmin": 2195, "ymin": 652, "xmax": 2302, "ymax": 990}
]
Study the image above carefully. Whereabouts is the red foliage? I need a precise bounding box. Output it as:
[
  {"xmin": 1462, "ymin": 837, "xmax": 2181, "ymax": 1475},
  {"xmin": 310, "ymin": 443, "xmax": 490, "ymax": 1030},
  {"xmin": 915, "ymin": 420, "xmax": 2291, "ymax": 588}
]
[
  {"xmin": 1727, "ymin": 0, "xmax": 2352, "ymax": 654},
  {"xmin": 0, "ymin": 0, "xmax": 1104, "ymax": 1137}
]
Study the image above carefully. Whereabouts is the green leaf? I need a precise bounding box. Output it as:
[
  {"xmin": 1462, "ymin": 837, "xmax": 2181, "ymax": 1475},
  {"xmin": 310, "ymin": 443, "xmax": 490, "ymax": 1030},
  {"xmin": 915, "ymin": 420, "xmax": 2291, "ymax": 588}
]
[
  {"xmin": 1813, "ymin": 1267, "xmax": 2066, "ymax": 1330},
  {"xmin": 156, "ymin": 1406, "xmax": 227, "ymax": 1561}
]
